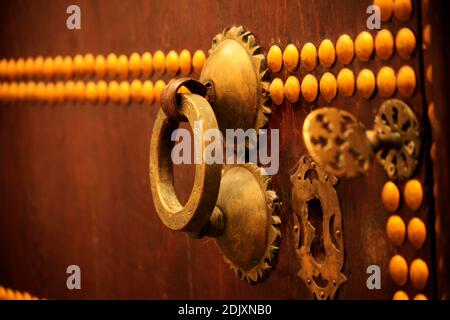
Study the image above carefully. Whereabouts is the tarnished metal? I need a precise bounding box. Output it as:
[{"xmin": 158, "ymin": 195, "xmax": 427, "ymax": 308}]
[
  {"xmin": 149, "ymin": 26, "xmax": 280, "ymax": 283},
  {"xmin": 303, "ymin": 107, "xmax": 372, "ymax": 179},
  {"xmin": 373, "ymin": 99, "xmax": 421, "ymax": 181},
  {"xmin": 149, "ymin": 92, "xmax": 222, "ymax": 232},
  {"xmin": 216, "ymin": 164, "xmax": 281, "ymax": 283},
  {"xmin": 291, "ymin": 156, "xmax": 346, "ymax": 300},
  {"xmin": 200, "ymin": 25, "xmax": 271, "ymax": 133},
  {"xmin": 303, "ymin": 99, "xmax": 421, "ymax": 181}
]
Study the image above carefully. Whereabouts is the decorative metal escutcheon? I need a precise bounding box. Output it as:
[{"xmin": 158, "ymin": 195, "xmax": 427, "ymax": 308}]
[
  {"xmin": 291, "ymin": 156, "xmax": 346, "ymax": 300},
  {"xmin": 303, "ymin": 99, "xmax": 421, "ymax": 181},
  {"xmin": 149, "ymin": 26, "xmax": 281, "ymax": 283}
]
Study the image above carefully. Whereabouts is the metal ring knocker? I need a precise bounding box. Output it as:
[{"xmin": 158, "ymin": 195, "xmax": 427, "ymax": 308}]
[
  {"xmin": 150, "ymin": 78, "xmax": 222, "ymax": 232},
  {"xmin": 149, "ymin": 26, "xmax": 281, "ymax": 284}
]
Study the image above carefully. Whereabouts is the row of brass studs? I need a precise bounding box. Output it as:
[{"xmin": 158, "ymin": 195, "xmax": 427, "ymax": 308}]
[
  {"xmin": 381, "ymin": 180, "xmax": 429, "ymax": 300},
  {"xmin": 269, "ymin": 65, "xmax": 416, "ymax": 105},
  {"xmin": 374, "ymin": 0, "xmax": 413, "ymax": 23},
  {"xmin": 0, "ymin": 50, "xmax": 206, "ymax": 80},
  {"xmin": 267, "ymin": 27, "xmax": 416, "ymax": 74},
  {"xmin": 0, "ymin": 79, "xmax": 176, "ymax": 105},
  {"xmin": 0, "ymin": 285, "xmax": 42, "ymax": 300}
]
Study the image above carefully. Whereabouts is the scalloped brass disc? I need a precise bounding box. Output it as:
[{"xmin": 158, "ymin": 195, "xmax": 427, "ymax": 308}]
[
  {"xmin": 200, "ymin": 26, "xmax": 271, "ymax": 133},
  {"xmin": 215, "ymin": 164, "xmax": 281, "ymax": 284}
]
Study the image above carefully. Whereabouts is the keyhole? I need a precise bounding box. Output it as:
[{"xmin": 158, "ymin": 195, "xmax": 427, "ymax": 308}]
[{"xmin": 308, "ymin": 199, "xmax": 325, "ymax": 264}]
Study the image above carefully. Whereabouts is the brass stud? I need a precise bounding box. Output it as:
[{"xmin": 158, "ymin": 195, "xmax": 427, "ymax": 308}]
[
  {"xmin": 16, "ymin": 58, "xmax": 25, "ymax": 78},
  {"xmin": 423, "ymin": 25, "xmax": 431, "ymax": 47},
  {"xmin": 414, "ymin": 294, "xmax": 428, "ymax": 300},
  {"xmin": 397, "ymin": 65, "xmax": 416, "ymax": 97},
  {"xmin": 356, "ymin": 69, "xmax": 376, "ymax": 99},
  {"xmin": 386, "ymin": 215, "xmax": 405, "ymax": 246},
  {"xmin": 396, "ymin": 28, "xmax": 416, "ymax": 60},
  {"xmin": 46, "ymin": 82, "xmax": 56, "ymax": 103},
  {"xmin": 389, "ymin": 254, "xmax": 408, "ymax": 286},
  {"xmin": 142, "ymin": 80, "xmax": 154, "ymax": 104},
  {"xmin": 355, "ymin": 31, "xmax": 374, "ymax": 62},
  {"xmin": 108, "ymin": 80, "xmax": 120, "ymax": 103},
  {"xmin": 73, "ymin": 54, "xmax": 85, "ymax": 75},
  {"xmin": 154, "ymin": 79, "xmax": 166, "ymax": 103},
  {"xmin": 267, "ymin": 45, "xmax": 283, "ymax": 73},
  {"xmin": 95, "ymin": 55, "xmax": 107, "ymax": 79},
  {"xmin": 24, "ymin": 57, "xmax": 34, "ymax": 78},
  {"xmin": 118, "ymin": 81, "xmax": 130, "ymax": 104},
  {"xmin": 337, "ymin": 68, "xmax": 355, "ymax": 97},
  {"xmin": 97, "ymin": 80, "xmax": 108, "ymax": 103},
  {"xmin": 117, "ymin": 54, "xmax": 129, "ymax": 79},
  {"xmin": 129, "ymin": 52, "xmax": 141, "ymax": 77},
  {"xmin": 318, "ymin": 39, "xmax": 335, "ymax": 68},
  {"xmin": 375, "ymin": 29, "xmax": 394, "ymax": 60},
  {"xmin": 74, "ymin": 80, "xmax": 85, "ymax": 102},
  {"xmin": 336, "ymin": 34, "xmax": 354, "ymax": 65},
  {"xmin": 301, "ymin": 74, "xmax": 318, "ymax": 102},
  {"xmin": 283, "ymin": 44, "xmax": 299, "ymax": 72},
  {"xmin": 284, "ymin": 75, "xmax": 300, "ymax": 104},
  {"xmin": 54, "ymin": 81, "xmax": 65, "ymax": 102},
  {"xmin": 381, "ymin": 181, "xmax": 400, "ymax": 212},
  {"xmin": 130, "ymin": 79, "xmax": 143, "ymax": 103},
  {"xmin": 85, "ymin": 81, "xmax": 97, "ymax": 102},
  {"xmin": 374, "ymin": 0, "xmax": 395, "ymax": 21},
  {"xmin": 407, "ymin": 217, "xmax": 427, "ymax": 249},
  {"xmin": 153, "ymin": 50, "xmax": 166, "ymax": 76},
  {"xmin": 409, "ymin": 258, "xmax": 429, "ymax": 290},
  {"xmin": 43, "ymin": 57, "xmax": 54, "ymax": 79},
  {"xmin": 426, "ymin": 65, "xmax": 432, "ymax": 84},
  {"xmin": 300, "ymin": 42, "xmax": 317, "ymax": 72},
  {"xmin": 192, "ymin": 50, "xmax": 206, "ymax": 74},
  {"xmin": 179, "ymin": 49, "xmax": 192, "ymax": 76},
  {"xmin": 141, "ymin": 52, "xmax": 153, "ymax": 77},
  {"xmin": 404, "ymin": 179, "xmax": 423, "ymax": 210},
  {"xmin": 165, "ymin": 50, "xmax": 179, "ymax": 77},
  {"xmin": 377, "ymin": 66, "xmax": 396, "ymax": 97},
  {"xmin": 269, "ymin": 78, "xmax": 284, "ymax": 106},
  {"xmin": 319, "ymin": 72, "xmax": 337, "ymax": 101},
  {"xmin": 394, "ymin": 0, "xmax": 413, "ymax": 22},
  {"xmin": 393, "ymin": 290, "xmax": 409, "ymax": 300},
  {"xmin": 106, "ymin": 53, "xmax": 118, "ymax": 78},
  {"xmin": 34, "ymin": 56, "xmax": 44, "ymax": 78},
  {"xmin": 54, "ymin": 55, "xmax": 64, "ymax": 76},
  {"xmin": 65, "ymin": 80, "xmax": 76, "ymax": 101},
  {"xmin": 62, "ymin": 56, "xmax": 73, "ymax": 78},
  {"xmin": 84, "ymin": 53, "xmax": 95, "ymax": 76}
]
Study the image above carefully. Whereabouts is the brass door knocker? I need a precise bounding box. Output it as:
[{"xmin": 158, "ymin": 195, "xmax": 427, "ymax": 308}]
[
  {"xmin": 149, "ymin": 26, "xmax": 281, "ymax": 283},
  {"xmin": 291, "ymin": 156, "xmax": 346, "ymax": 300}
]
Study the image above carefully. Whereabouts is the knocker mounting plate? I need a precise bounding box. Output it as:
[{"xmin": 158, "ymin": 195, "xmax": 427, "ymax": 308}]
[
  {"xmin": 291, "ymin": 156, "xmax": 346, "ymax": 300},
  {"xmin": 200, "ymin": 25, "xmax": 271, "ymax": 133},
  {"xmin": 216, "ymin": 164, "xmax": 281, "ymax": 283}
]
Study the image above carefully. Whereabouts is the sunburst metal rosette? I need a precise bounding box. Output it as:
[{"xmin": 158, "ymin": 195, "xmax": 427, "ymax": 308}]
[
  {"xmin": 215, "ymin": 163, "xmax": 281, "ymax": 284},
  {"xmin": 200, "ymin": 26, "xmax": 271, "ymax": 134}
]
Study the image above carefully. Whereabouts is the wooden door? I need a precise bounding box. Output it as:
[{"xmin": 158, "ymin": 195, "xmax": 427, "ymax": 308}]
[{"xmin": 0, "ymin": 0, "xmax": 447, "ymax": 300}]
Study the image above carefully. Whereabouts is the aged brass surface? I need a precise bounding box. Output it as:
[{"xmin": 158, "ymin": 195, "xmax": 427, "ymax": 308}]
[
  {"xmin": 373, "ymin": 99, "xmax": 421, "ymax": 180},
  {"xmin": 200, "ymin": 26, "xmax": 271, "ymax": 133},
  {"xmin": 150, "ymin": 90, "xmax": 222, "ymax": 232},
  {"xmin": 303, "ymin": 107, "xmax": 372, "ymax": 179},
  {"xmin": 149, "ymin": 26, "xmax": 280, "ymax": 283},
  {"xmin": 291, "ymin": 156, "xmax": 346, "ymax": 300},
  {"xmin": 216, "ymin": 164, "xmax": 281, "ymax": 283},
  {"xmin": 303, "ymin": 99, "xmax": 421, "ymax": 181}
]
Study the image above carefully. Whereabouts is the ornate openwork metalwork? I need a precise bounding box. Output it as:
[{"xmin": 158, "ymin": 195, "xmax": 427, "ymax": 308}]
[{"xmin": 291, "ymin": 156, "xmax": 346, "ymax": 300}]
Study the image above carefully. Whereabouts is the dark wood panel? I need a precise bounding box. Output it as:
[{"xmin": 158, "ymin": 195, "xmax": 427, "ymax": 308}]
[{"xmin": 0, "ymin": 0, "xmax": 439, "ymax": 299}]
